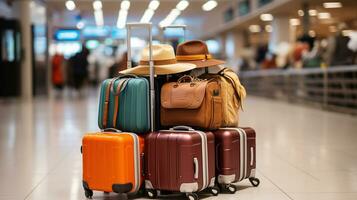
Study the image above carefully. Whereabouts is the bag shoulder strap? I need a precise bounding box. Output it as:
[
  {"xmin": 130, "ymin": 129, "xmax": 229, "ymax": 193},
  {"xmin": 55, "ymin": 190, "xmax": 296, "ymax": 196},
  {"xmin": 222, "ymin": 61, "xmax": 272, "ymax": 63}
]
[
  {"xmin": 112, "ymin": 78, "xmax": 130, "ymax": 127},
  {"xmin": 102, "ymin": 79, "xmax": 115, "ymax": 128}
]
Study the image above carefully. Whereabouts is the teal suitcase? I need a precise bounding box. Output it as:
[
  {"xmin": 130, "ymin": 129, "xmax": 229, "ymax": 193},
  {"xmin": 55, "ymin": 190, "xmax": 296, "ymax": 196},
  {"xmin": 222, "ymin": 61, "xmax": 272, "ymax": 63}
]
[{"xmin": 98, "ymin": 77, "xmax": 150, "ymax": 133}]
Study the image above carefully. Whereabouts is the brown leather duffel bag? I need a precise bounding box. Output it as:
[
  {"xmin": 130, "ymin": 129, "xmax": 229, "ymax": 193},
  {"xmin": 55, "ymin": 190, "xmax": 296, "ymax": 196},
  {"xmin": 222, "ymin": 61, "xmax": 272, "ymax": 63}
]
[
  {"xmin": 200, "ymin": 67, "xmax": 246, "ymax": 127},
  {"xmin": 160, "ymin": 75, "xmax": 222, "ymax": 130}
]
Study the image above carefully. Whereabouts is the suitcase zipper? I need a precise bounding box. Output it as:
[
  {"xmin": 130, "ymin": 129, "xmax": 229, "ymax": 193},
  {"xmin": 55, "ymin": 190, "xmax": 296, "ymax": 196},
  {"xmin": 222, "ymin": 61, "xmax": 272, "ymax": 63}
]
[
  {"xmin": 125, "ymin": 132, "xmax": 141, "ymax": 193},
  {"xmin": 195, "ymin": 131, "xmax": 209, "ymax": 191}
]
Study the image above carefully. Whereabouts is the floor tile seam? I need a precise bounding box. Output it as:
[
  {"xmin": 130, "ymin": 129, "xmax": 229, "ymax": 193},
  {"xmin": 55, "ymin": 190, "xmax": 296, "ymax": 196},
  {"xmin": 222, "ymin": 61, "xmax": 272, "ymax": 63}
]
[
  {"xmin": 22, "ymin": 148, "xmax": 75, "ymax": 200},
  {"xmin": 257, "ymin": 168, "xmax": 295, "ymax": 200},
  {"xmin": 272, "ymin": 151, "xmax": 320, "ymax": 181}
]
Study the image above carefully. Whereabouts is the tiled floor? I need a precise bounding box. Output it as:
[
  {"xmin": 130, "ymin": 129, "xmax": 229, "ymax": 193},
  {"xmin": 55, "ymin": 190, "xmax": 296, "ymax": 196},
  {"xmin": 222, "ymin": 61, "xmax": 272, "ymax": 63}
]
[{"xmin": 1, "ymin": 91, "xmax": 357, "ymax": 200}]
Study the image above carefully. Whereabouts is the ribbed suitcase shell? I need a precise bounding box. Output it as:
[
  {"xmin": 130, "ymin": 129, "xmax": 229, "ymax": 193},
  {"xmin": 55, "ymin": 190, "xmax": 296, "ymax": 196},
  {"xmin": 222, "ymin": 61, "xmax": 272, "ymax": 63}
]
[
  {"xmin": 214, "ymin": 127, "xmax": 257, "ymax": 185},
  {"xmin": 145, "ymin": 129, "xmax": 216, "ymax": 194},
  {"xmin": 82, "ymin": 132, "xmax": 144, "ymax": 194},
  {"xmin": 98, "ymin": 78, "xmax": 150, "ymax": 133}
]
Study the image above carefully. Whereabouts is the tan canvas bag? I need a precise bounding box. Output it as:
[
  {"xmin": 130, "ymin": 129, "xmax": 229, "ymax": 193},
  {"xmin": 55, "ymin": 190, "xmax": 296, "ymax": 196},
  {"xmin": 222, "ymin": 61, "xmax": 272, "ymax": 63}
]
[
  {"xmin": 200, "ymin": 68, "xmax": 246, "ymax": 127},
  {"xmin": 160, "ymin": 75, "xmax": 223, "ymax": 130}
]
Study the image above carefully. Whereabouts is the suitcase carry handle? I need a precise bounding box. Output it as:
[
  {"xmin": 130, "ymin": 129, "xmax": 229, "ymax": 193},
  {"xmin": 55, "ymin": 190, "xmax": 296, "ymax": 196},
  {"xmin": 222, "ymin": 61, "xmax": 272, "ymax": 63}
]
[
  {"xmin": 193, "ymin": 157, "xmax": 199, "ymax": 179},
  {"xmin": 162, "ymin": 25, "xmax": 186, "ymax": 43},
  {"xmin": 126, "ymin": 22, "xmax": 155, "ymax": 132},
  {"xmin": 250, "ymin": 147, "xmax": 254, "ymax": 166},
  {"xmin": 102, "ymin": 128, "xmax": 122, "ymax": 133},
  {"xmin": 170, "ymin": 126, "xmax": 194, "ymax": 131}
]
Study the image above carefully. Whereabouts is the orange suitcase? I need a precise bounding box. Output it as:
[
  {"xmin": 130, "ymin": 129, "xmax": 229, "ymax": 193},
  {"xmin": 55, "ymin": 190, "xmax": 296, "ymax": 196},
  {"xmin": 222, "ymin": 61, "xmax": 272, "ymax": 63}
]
[{"xmin": 82, "ymin": 130, "xmax": 144, "ymax": 198}]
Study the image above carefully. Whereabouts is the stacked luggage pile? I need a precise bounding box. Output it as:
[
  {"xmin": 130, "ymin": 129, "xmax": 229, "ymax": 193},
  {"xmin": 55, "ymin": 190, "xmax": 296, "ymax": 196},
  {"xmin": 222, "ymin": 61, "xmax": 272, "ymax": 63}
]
[{"xmin": 81, "ymin": 23, "xmax": 260, "ymax": 200}]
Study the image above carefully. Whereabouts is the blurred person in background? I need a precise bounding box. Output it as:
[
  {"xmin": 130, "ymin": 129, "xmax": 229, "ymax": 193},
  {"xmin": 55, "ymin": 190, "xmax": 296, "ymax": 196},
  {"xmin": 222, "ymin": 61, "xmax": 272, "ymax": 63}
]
[
  {"xmin": 69, "ymin": 45, "xmax": 90, "ymax": 96},
  {"xmin": 261, "ymin": 53, "xmax": 277, "ymax": 69},
  {"xmin": 331, "ymin": 24, "xmax": 355, "ymax": 66},
  {"xmin": 109, "ymin": 52, "xmax": 128, "ymax": 78},
  {"xmin": 51, "ymin": 52, "xmax": 65, "ymax": 92}
]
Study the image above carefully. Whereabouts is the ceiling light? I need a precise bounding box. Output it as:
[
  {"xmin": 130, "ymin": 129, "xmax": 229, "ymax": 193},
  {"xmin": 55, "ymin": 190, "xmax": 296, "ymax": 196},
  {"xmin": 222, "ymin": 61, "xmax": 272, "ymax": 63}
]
[
  {"xmin": 260, "ymin": 13, "xmax": 273, "ymax": 21},
  {"xmin": 65, "ymin": 0, "xmax": 76, "ymax": 11},
  {"xmin": 77, "ymin": 21, "xmax": 85, "ymax": 29},
  {"xmin": 308, "ymin": 9, "xmax": 317, "ymax": 16},
  {"xmin": 298, "ymin": 9, "xmax": 304, "ymax": 16},
  {"xmin": 149, "ymin": 0, "xmax": 160, "ymax": 10},
  {"xmin": 121, "ymin": 0, "xmax": 130, "ymax": 10},
  {"xmin": 176, "ymin": 0, "xmax": 189, "ymax": 11},
  {"xmin": 290, "ymin": 18, "xmax": 300, "ymax": 26},
  {"xmin": 202, "ymin": 0, "xmax": 217, "ymax": 11},
  {"xmin": 140, "ymin": 9, "xmax": 155, "ymax": 23},
  {"xmin": 160, "ymin": 0, "xmax": 187, "ymax": 27},
  {"xmin": 93, "ymin": 0, "xmax": 102, "ymax": 10},
  {"xmin": 94, "ymin": 9, "xmax": 104, "ymax": 26},
  {"xmin": 249, "ymin": 25, "xmax": 261, "ymax": 33},
  {"xmin": 117, "ymin": 10, "xmax": 128, "ymax": 29},
  {"xmin": 342, "ymin": 30, "xmax": 352, "ymax": 37},
  {"xmin": 318, "ymin": 12, "xmax": 331, "ymax": 19},
  {"xmin": 329, "ymin": 26, "xmax": 337, "ymax": 32},
  {"xmin": 309, "ymin": 30, "xmax": 316, "ymax": 37},
  {"xmin": 265, "ymin": 25, "xmax": 272, "ymax": 32},
  {"xmin": 323, "ymin": 2, "xmax": 342, "ymax": 8}
]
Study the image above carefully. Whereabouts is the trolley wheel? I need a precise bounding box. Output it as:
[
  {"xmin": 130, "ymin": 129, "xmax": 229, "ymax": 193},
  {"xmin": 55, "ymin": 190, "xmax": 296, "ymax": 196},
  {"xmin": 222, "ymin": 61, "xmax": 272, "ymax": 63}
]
[
  {"xmin": 210, "ymin": 186, "xmax": 220, "ymax": 196},
  {"xmin": 187, "ymin": 193, "xmax": 199, "ymax": 200},
  {"xmin": 146, "ymin": 189, "xmax": 157, "ymax": 199},
  {"xmin": 226, "ymin": 184, "xmax": 237, "ymax": 194},
  {"xmin": 84, "ymin": 189, "xmax": 93, "ymax": 199},
  {"xmin": 249, "ymin": 177, "xmax": 260, "ymax": 187}
]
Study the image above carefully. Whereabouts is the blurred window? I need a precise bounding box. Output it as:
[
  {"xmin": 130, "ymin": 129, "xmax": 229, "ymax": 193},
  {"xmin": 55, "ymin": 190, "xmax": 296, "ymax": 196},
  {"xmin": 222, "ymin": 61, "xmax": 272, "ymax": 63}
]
[
  {"xmin": 224, "ymin": 7, "xmax": 234, "ymax": 22},
  {"xmin": 2, "ymin": 30, "xmax": 15, "ymax": 62},
  {"xmin": 238, "ymin": 0, "xmax": 250, "ymax": 16},
  {"xmin": 259, "ymin": 0, "xmax": 273, "ymax": 7},
  {"xmin": 206, "ymin": 40, "xmax": 220, "ymax": 54}
]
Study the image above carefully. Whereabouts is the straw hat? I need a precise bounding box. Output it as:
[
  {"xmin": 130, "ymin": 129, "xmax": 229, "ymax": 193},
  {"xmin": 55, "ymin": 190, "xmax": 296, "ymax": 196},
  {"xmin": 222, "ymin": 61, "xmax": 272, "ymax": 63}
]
[
  {"xmin": 176, "ymin": 40, "xmax": 225, "ymax": 68},
  {"xmin": 119, "ymin": 44, "xmax": 196, "ymax": 75}
]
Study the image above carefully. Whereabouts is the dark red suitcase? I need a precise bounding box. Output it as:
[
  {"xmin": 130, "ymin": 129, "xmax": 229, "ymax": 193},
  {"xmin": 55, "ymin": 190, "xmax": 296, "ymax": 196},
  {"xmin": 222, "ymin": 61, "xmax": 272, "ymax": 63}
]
[
  {"xmin": 213, "ymin": 127, "xmax": 260, "ymax": 193},
  {"xmin": 144, "ymin": 126, "xmax": 219, "ymax": 200}
]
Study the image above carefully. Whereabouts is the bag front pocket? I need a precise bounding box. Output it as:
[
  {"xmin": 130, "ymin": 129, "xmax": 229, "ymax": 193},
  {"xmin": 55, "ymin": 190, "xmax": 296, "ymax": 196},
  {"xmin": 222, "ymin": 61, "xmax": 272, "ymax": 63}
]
[{"xmin": 209, "ymin": 96, "xmax": 222, "ymax": 129}]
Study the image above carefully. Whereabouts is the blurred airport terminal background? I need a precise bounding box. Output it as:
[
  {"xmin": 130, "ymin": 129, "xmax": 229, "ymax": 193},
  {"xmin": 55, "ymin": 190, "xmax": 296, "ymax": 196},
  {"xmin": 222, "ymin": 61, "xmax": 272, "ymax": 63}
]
[
  {"xmin": 0, "ymin": 0, "xmax": 356, "ymax": 114},
  {"xmin": 0, "ymin": 1, "xmax": 357, "ymax": 200}
]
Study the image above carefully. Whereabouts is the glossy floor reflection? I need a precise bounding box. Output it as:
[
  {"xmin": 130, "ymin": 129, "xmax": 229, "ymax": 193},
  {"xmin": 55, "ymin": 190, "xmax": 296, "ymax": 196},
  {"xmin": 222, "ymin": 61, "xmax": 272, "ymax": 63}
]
[{"xmin": 1, "ymin": 91, "xmax": 357, "ymax": 200}]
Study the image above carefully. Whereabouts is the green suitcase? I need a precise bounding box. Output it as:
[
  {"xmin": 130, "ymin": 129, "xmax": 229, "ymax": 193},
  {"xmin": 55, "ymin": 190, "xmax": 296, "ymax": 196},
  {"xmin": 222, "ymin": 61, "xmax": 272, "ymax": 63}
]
[{"xmin": 98, "ymin": 76, "xmax": 150, "ymax": 133}]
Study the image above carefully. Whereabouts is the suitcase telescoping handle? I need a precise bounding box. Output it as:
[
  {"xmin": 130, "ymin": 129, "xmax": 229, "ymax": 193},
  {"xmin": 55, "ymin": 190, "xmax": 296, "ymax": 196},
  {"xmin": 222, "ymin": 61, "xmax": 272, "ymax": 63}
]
[
  {"xmin": 169, "ymin": 126, "xmax": 194, "ymax": 131},
  {"xmin": 193, "ymin": 157, "xmax": 199, "ymax": 179},
  {"xmin": 126, "ymin": 22, "xmax": 155, "ymax": 132},
  {"xmin": 162, "ymin": 25, "xmax": 186, "ymax": 43}
]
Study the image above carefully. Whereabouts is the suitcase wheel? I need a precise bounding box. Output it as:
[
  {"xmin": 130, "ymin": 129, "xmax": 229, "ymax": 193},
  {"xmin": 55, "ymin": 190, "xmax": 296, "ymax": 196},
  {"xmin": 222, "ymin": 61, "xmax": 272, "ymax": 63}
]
[
  {"xmin": 210, "ymin": 186, "xmax": 220, "ymax": 196},
  {"xmin": 103, "ymin": 191, "xmax": 110, "ymax": 194},
  {"xmin": 146, "ymin": 189, "xmax": 157, "ymax": 199},
  {"xmin": 186, "ymin": 193, "xmax": 199, "ymax": 200},
  {"xmin": 249, "ymin": 177, "xmax": 260, "ymax": 187},
  {"xmin": 84, "ymin": 189, "xmax": 93, "ymax": 199},
  {"xmin": 226, "ymin": 184, "xmax": 237, "ymax": 194}
]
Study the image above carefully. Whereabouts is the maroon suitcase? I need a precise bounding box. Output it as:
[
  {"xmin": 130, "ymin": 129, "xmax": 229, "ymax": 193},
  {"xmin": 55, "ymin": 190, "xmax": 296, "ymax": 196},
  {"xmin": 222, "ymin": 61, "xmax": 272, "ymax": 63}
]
[
  {"xmin": 144, "ymin": 126, "xmax": 219, "ymax": 200},
  {"xmin": 213, "ymin": 127, "xmax": 260, "ymax": 193}
]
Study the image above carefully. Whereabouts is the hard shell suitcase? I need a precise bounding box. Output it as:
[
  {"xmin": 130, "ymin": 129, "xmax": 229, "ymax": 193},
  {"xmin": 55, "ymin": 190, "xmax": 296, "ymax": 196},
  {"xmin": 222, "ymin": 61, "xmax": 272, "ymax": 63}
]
[
  {"xmin": 145, "ymin": 126, "xmax": 219, "ymax": 200},
  {"xmin": 98, "ymin": 76, "xmax": 150, "ymax": 133},
  {"xmin": 82, "ymin": 129, "xmax": 144, "ymax": 198},
  {"xmin": 213, "ymin": 127, "xmax": 260, "ymax": 193}
]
